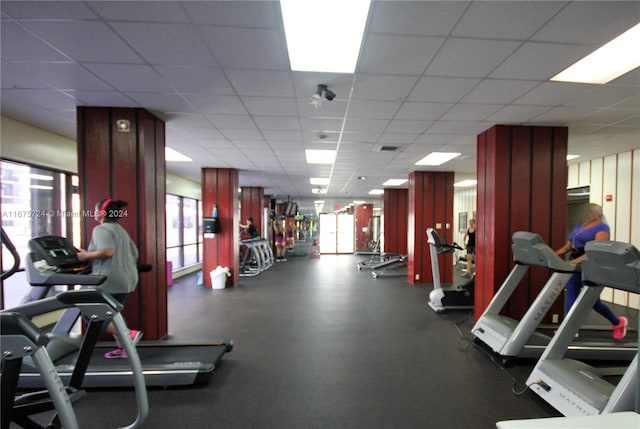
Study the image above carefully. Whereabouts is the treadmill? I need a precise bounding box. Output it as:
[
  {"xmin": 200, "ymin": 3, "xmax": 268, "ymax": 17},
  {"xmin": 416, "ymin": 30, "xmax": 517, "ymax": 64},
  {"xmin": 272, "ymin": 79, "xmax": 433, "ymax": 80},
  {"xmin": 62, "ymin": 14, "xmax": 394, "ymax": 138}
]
[
  {"xmin": 371, "ymin": 255, "xmax": 407, "ymax": 279},
  {"xmin": 472, "ymin": 231, "xmax": 637, "ymax": 362},
  {"xmin": 526, "ymin": 240, "xmax": 639, "ymax": 416},
  {"xmin": 17, "ymin": 234, "xmax": 233, "ymax": 388},
  {"xmin": 426, "ymin": 228, "xmax": 473, "ymax": 313}
]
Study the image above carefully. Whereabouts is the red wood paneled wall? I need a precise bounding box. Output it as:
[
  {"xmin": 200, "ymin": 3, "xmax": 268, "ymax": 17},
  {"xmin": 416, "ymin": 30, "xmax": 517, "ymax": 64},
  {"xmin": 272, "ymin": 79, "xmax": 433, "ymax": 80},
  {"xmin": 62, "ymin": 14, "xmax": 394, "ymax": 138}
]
[
  {"xmin": 407, "ymin": 172, "xmax": 455, "ymax": 285},
  {"xmin": 476, "ymin": 125, "xmax": 568, "ymax": 321},
  {"xmin": 383, "ymin": 189, "xmax": 408, "ymax": 255},
  {"xmin": 202, "ymin": 168, "xmax": 239, "ymax": 287},
  {"xmin": 77, "ymin": 107, "xmax": 167, "ymax": 340},
  {"xmin": 240, "ymin": 187, "xmax": 264, "ymax": 237},
  {"xmin": 354, "ymin": 204, "xmax": 374, "ymax": 250}
]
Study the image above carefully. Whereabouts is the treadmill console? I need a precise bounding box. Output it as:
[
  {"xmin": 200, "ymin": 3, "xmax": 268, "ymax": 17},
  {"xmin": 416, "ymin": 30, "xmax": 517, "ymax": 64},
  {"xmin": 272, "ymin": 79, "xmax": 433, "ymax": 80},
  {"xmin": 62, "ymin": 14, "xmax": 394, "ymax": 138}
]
[
  {"xmin": 583, "ymin": 240, "xmax": 640, "ymax": 293},
  {"xmin": 29, "ymin": 235, "xmax": 80, "ymax": 270},
  {"xmin": 25, "ymin": 235, "xmax": 104, "ymax": 286}
]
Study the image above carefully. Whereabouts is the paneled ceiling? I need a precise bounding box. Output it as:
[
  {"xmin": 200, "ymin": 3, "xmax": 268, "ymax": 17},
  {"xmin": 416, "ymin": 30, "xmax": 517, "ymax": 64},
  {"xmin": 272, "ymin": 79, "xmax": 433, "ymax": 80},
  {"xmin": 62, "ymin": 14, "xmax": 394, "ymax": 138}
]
[{"xmin": 2, "ymin": 1, "xmax": 639, "ymax": 214}]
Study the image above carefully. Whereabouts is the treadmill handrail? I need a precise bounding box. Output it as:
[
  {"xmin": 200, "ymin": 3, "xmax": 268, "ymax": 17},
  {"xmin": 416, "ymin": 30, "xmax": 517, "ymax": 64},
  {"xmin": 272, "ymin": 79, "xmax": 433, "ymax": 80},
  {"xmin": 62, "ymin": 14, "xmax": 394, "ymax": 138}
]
[
  {"xmin": 2, "ymin": 289, "xmax": 148, "ymax": 429},
  {"xmin": 1, "ymin": 227, "xmax": 21, "ymax": 281},
  {"xmin": 5, "ymin": 289, "xmax": 123, "ymax": 320},
  {"xmin": 512, "ymin": 231, "xmax": 580, "ymax": 273}
]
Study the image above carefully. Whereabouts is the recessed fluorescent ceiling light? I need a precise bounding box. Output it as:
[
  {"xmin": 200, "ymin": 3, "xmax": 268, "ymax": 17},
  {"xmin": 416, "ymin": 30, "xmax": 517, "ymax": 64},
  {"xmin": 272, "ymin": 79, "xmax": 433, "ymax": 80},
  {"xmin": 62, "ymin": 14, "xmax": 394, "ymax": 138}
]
[
  {"xmin": 312, "ymin": 188, "xmax": 327, "ymax": 194},
  {"xmin": 310, "ymin": 177, "xmax": 330, "ymax": 185},
  {"xmin": 281, "ymin": 0, "xmax": 371, "ymax": 73},
  {"xmin": 382, "ymin": 179, "xmax": 408, "ymax": 186},
  {"xmin": 551, "ymin": 22, "xmax": 640, "ymax": 84},
  {"xmin": 165, "ymin": 147, "xmax": 192, "ymax": 162},
  {"xmin": 566, "ymin": 154, "xmax": 580, "ymax": 160},
  {"xmin": 454, "ymin": 179, "xmax": 478, "ymax": 188},
  {"xmin": 305, "ymin": 149, "xmax": 336, "ymax": 164},
  {"xmin": 415, "ymin": 152, "xmax": 461, "ymax": 166},
  {"xmin": 368, "ymin": 189, "xmax": 384, "ymax": 195}
]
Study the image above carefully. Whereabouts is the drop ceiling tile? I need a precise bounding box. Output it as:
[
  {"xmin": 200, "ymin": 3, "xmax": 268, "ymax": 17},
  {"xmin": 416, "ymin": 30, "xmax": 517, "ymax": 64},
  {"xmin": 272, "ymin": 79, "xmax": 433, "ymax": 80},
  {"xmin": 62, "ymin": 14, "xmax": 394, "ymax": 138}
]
[
  {"xmin": 242, "ymin": 97, "xmax": 298, "ymax": 116},
  {"xmin": 369, "ymin": 1, "xmax": 467, "ymax": 36},
  {"xmin": 201, "ymin": 27, "xmax": 289, "ymax": 70},
  {"xmin": 461, "ymin": 79, "xmax": 540, "ymax": 104},
  {"xmin": 1, "ymin": 1, "xmax": 96, "ymax": 19},
  {"xmin": 91, "ymin": 1, "xmax": 190, "ymax": 22},
  {"xmin": 567, "ymin": 85, "xmax": 640, "ymax": 109},
  {"xmin": 20, "ymin": 20, "xmax": 143, "ymax": 63},
  {"xmin": 345, "ymin": 119, "xmax": 390, "ymax": 133},
  {"xmin": 1, "ymin": 62, "xmax": 49, "ymax": 89},
  {"xmin": 352, "ymin": 74, "xmax": 420, "ymax": 101},
  {"xmin": 409, "ymin": 77, "xmax": 481, "ymax": 103},
  {"xmin": 126, "ymin": 92, "xmax": 196, "ymax": 112},
  {"xmin": 490, "ymin": 42, "xmax": 594, "ymax": 80},
  {"xmin": 111, "ymin": 22, "xmax": 215, "ymax": 66},
  {"xmin": 206, "ymin": 115, "xmax": 256, "ymax": 129},
  {"xmin": 426, "ymin": 38, "xmax": 521, "ymax": 78},
  {"xmin": 513, "ymin": 82, "xmax": 589, "ymax": 106},
  {"xmin": 533, "ymin": 106, "xmax": 599, "ymax": 124},
  {"xmin": 226, "ymin": 69, "xmax": 294, "ymax": 97},
  {"xmin": 440, "ymin": 103, "xmax": 503, "ymax": 121},
  {"xmin": 395, "ymin": 102, "xmax": 453, "ymax": 120},
  {"xmin": 359, "ymin": 34, "xmax": 443, "ymax": 75},
  {"xmin": 261, "ymin": 130, "xmax": 303, "ymax": 141},
  {"xmin": 485, "ymin": 105, "xmax": 553, "ymax": 123},
  {"xmin": 84, "ymin": 63, "xmax": 174, "ymax": 92},
  {"xmin": 0, "ymin": 22, "xmax": 70, "ymax": 61},
  {"xmin": 254, "ymin": 116, "xmax": 299, "ymax": 131},
  {"xmin": 16, "ymin": 62, "xmax": 113, "ymax": 90},
  {"xmin": 427, "ymin": 120, "xmax": 479, "ymax": 135},
  {"xmin": 220, "ymin": 129, "xmax": 263, "ymax": 140},
  {"xmin": 347, "ymin": 100, "xmax": 400, "ymax": 119},
  {"xmin": 452, "ymin": 1, "xmax": 565, "ymax": 39},
  {"xmin": 183, "ymin": 1, "xmax": 280, "ymax": 27},
  {"xmin": 155, "ymin": 65, "xmax": 234, "ymax": 95},
  {"xmin": 377, "ymin": 133, "xmax": 418, "ymax": 144},
  {"xmin": 71, "ymin": 90, "xmax": 137, "ymax": 107},
  {"xmin": 188, "ymin": 95, "xmax": 248, "ymax": 115},
  {"xmin": 532, "ymin": 1, "xmax": 640, "ymax": 44},
  {"xmin": 386, "ymin": 120, "xmax": 432, "ymax": 133}
]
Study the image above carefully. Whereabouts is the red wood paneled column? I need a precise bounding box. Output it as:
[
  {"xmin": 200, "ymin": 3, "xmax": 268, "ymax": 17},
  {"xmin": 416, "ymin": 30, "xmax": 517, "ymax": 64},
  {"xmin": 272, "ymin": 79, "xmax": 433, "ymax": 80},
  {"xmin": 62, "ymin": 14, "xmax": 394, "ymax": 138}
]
[
  {"xmin": 202, "ymin": 168, "xmax": 239, "ymax": 287},
  {"xmin": 476, "ymin": 125, "xmax": 568, "ymax": 321},
  {"xmin": 407, "ymin": 172, "xmax": 455, "ymax": 285},
  {"xmin": 240, "ymin": 187, "xmax": 264, "ymax": 237},
  {"xmin": 354, "ymin": 203, "xmax": 374, "ymax": 250},
  {"xmin": 383, "ymin": 189, "xmax": 408, "ymax": 254},
  {"xmin": 77, "ymin": 107, "xmax": 167, "ymax": 340}
]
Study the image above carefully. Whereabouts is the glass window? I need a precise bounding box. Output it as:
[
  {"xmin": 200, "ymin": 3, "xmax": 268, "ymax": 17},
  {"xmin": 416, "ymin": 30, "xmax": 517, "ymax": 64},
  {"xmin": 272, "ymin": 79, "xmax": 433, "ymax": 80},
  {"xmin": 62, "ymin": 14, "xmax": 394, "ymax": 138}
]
[
  {"xmin": 166, "ymin": 194, "xmax": 181, "ymax": 248},
  {"xmin": 1, "ymin": 160, "xmax": 76, "ymax": 309},
  {"xmin": 183, "ymin": 244, "xmax": 198, "ymax": 266},
  {"xmin": 183, "ymin": 198, "xmax": 197, "ymax": 245},
  {"xmin": 165, "ymin": 194, "xmax": 202, "ymax": 270}
]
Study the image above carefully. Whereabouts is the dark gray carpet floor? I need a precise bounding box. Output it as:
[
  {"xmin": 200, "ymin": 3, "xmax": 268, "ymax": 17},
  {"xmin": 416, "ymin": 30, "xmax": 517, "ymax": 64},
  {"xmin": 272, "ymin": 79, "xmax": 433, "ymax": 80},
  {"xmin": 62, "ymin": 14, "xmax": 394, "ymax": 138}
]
[{"xmin": 50, "ymin": 255, "xmax": 564, "ymax": 428}]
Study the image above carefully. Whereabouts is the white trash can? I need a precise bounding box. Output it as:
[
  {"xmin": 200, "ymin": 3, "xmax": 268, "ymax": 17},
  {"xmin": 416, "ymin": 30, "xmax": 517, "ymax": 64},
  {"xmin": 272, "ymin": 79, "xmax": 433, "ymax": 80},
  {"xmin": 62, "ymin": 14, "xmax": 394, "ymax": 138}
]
[{"xmin": 210, "ymin": 266, "xmax": 230, "ymax": 289}]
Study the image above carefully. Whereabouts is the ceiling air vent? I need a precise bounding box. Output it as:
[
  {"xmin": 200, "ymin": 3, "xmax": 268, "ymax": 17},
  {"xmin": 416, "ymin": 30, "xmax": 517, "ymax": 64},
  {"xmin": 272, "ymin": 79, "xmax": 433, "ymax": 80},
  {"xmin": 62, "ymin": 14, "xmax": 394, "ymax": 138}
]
[{"xmin": 378, "ymin": 146, "xmax": 398, "ymax": 152}]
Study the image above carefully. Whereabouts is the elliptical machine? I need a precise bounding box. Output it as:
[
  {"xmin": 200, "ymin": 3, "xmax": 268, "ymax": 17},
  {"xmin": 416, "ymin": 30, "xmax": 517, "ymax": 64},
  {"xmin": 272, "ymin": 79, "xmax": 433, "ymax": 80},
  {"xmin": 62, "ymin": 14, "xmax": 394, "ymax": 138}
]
[{"xmin": 426, "ymin": 228, "xmax": 474, "ymax": 313}]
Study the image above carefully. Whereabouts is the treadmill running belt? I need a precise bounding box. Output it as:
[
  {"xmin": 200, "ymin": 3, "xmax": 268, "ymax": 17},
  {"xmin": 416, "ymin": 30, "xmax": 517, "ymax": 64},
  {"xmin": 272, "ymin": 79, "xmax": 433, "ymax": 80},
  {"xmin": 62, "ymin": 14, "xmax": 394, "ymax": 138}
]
[{"xmin": 19, "ymin": 344, "xmax": 228, "ymax": 388}]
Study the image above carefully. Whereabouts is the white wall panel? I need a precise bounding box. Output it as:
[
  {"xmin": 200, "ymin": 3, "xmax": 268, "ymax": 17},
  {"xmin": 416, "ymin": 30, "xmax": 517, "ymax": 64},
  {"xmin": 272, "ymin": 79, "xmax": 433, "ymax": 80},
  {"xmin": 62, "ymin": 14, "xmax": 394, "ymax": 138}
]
[
  {"xmin": 578, "ymin": 160, "xmax": 590, "ymax": 187},
  {"xmin": 632, "ymin": 149, "xmax": 640, "ymax": 247},
  {"xmin": 601, "ymin": 155, "xmax": 617, "ymax": 238},
  {"xmin": 589, "ymin": 158, "xmax": 603, "ymax": 205},
  {"xmin": 567, "ymin": 163, "xmax": 579, "ymax": 187},
  {"xmin": 614, "ymin": 152, "xmax": 631, "ymax": 242}
]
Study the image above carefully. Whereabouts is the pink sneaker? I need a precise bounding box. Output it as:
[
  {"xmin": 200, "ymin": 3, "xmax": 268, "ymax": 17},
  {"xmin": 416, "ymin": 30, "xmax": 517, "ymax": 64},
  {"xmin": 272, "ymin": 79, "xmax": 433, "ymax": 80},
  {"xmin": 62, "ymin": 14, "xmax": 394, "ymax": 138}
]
[
  {"xmin": 613, "ymin": 316, "xmax": 628, "ymax": 340},
  {"xmin": 104, "ymin": 348, "xmax": 127, "ymax": 359},
  {"xmin": 129, "ymin": 329, "xmax": 143, "ymax": 345}
]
